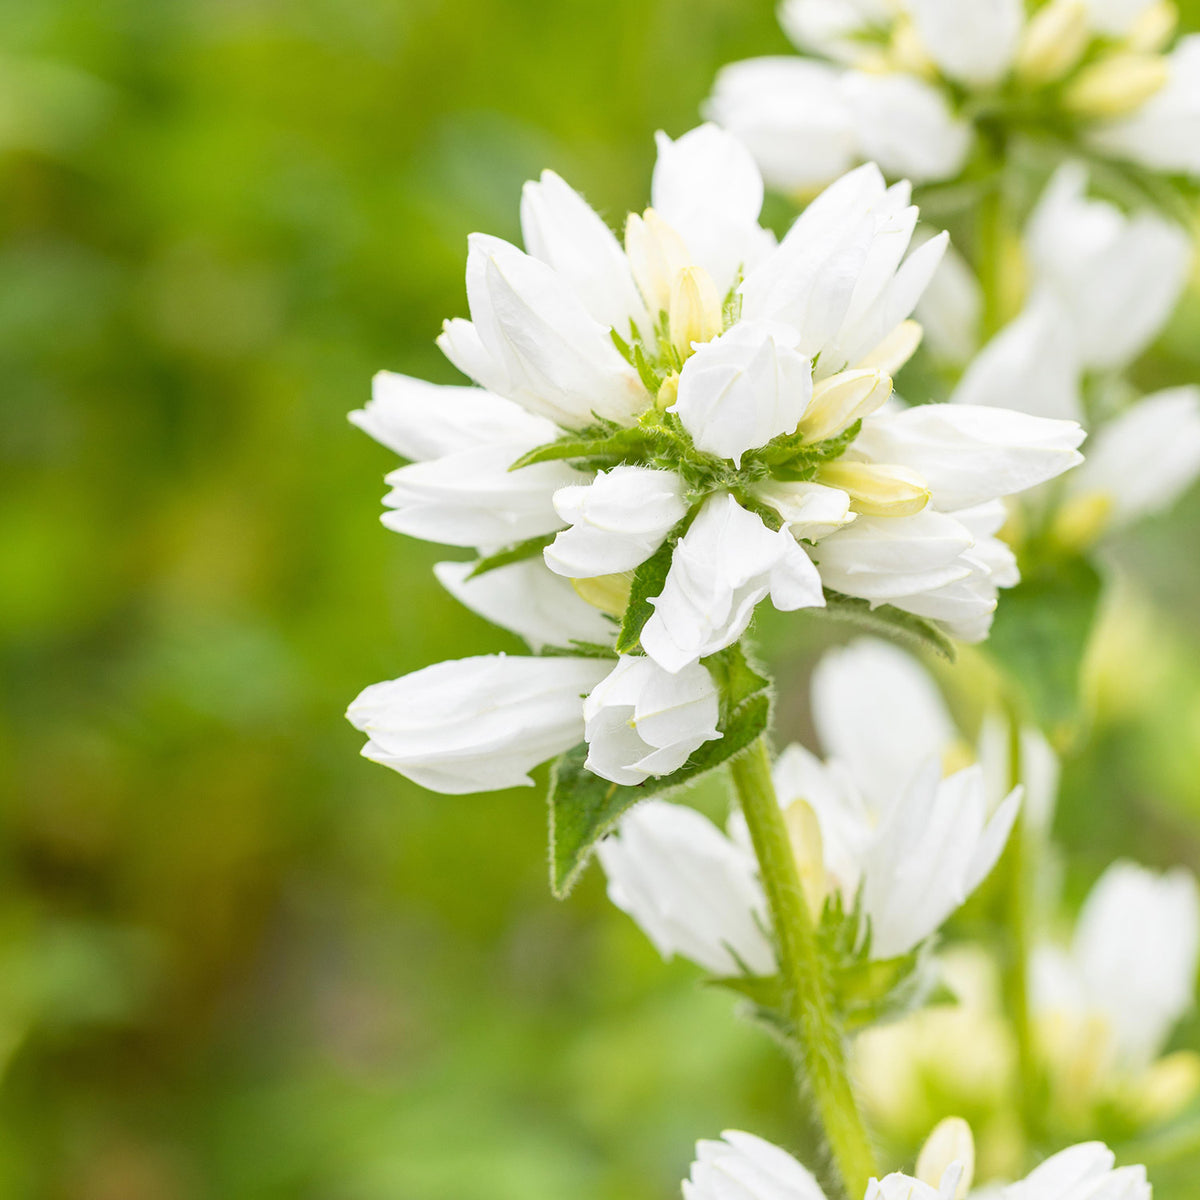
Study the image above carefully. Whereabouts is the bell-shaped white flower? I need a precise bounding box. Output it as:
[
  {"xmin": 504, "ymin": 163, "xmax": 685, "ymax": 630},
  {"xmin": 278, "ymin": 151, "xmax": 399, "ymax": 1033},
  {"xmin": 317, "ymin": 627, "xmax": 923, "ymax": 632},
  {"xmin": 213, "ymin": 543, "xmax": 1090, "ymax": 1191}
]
[
  {"xmin": 1032, "ymin": 860, "xmax": 1200, "ymax": 1072},
  {"xmin": 1091, "ymin": 36, "xmax": 1200, "ymax": 175},
  {"xmin": 683, "ymin": 1131, "xmax": 829, "ymax": 1200},
  {"xmin": 596, "ymin": 802, "xmax": 774, "ymax": 976},
  {"xmin": 640, "ymin": 494, "xmax": 825, "ymax": 673},
  {"xmin": 346, "ymin": 655, "xmax": 610, "ymax": 794},
  {"xmin": 861, "ymin": 761, "xmax": 1022, "ymax": 957},
  {"xmin": 544, "ymin": 466, "xmax": 688, "ymax": 578},
  {"xmin": 1024, "ymin": 162, "xmax": 1192, "ymax": 371},
  {"xmin": 381, "ymin": 442, "xmax": 584, "ymax": 548},
  {"xmin": 906, "ymin": 0, "xmax": 1025, "ymax": 88},
  {"xmin": 433, "ymin": 559, "xmax": 615, "ymax": 651},
  {"xmin": 350, "ymin": 371, "xmax": 555, "ymax": 461},
  {"xmin": 582, "ymin": 656, "xmax": 721, "ymax": 785},
  {"xmin": 1003, "ymin": 1142, "xmax": 1150, "ymax": 1200},
  {"xmin": 453, "ymin": 232, "xmax": 644, "ymax": 427},
  {"xmin": 1063, "ymin": 386, "xmax": 1200, "ymax": 530},
  {"xmin": 671, "ymin": 321, "xmax": 814, "ymax": 465},
  {"xmin": 779, "ymin": 0, "xmax": 894, "ymax": 66},
  {"xmin": 757, "ymin": 480, "xmax": 857, "ymax": 540}
]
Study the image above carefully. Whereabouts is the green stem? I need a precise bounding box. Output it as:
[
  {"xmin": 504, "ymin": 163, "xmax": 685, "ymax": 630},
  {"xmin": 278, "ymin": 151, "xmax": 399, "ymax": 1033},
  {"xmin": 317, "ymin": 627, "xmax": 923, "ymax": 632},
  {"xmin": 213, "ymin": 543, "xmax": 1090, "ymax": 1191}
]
[
  {"xmin": 976, "ymin": 181, "xmax": 1009, "ymax": 343},
  {"xmin": 730, "ymin": 738, "xmax": 876, "ymax": 1200}
]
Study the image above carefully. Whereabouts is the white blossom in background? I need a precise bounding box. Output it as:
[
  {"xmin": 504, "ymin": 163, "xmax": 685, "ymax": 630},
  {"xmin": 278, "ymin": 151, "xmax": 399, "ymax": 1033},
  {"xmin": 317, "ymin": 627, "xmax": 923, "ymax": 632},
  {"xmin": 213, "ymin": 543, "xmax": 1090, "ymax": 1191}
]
[
  {"xmin": 680, "ymin": 1127, "xmax": 1149, "ymax": 1200},
  {"xmin": 598, "ymin": 639, "xmax": 1023, "ymax": 971},
  {"xmin": 707, "ymin": 0, "xmax": 1200, "ymax": 192},
  {"xmin": 1032, "ymin": 861, "xmax": 1200, "ymax": 1101},
  {"xmin": 348, "ymin": 124, "xmax": 1086, "ymax": 794}
]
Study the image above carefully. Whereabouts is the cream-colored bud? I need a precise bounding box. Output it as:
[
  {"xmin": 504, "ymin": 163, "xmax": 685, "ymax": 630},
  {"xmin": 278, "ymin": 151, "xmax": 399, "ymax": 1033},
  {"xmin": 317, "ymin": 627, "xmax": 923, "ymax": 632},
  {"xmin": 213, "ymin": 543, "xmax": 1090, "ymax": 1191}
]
[
  {"xmin": 1050, "ymin": 489, "xmax": 1113, "ymax": 551},
  {"xmin": 1127, "ymin": 1051, "xmax": 1200, "ymax": 1124},
  {"xmin": 655, "ymin": 371, "xmax": 680, "ymax": 411},
  {"xmin": 784, "ymin": 799, "xmax": 828, "ymax": 919},
  {"xmin": 799, "ymin": 368, "xmax": 893, "ymax": 443},
  {"xmin": 1125, "ymin": 1, "xmax": 1177, "ymax": 53},
  {"xmin": 571, "ymin": 571, "xmax": 633, "ymax": 617},
  {"xmin": 669, "ymin": 265, "xmax": 723, "ymax": 358},
  {"xmin": 1015, "ymin": 0, "xmax": 1089, "ymax": 85},
  {"xmin": 1064, "ymin": 52, "xmax": 1169, "ymax": 118},
  {"xmin": 857, "ymin": 319, "xmax": 924, "ymax": 376},
  {"xmin": 625, "ymin": 208, "xmax": 692, "ymax": 315},
  {"xmin": 817, "ymin": 460, "xmax": 931, "ymax": 516},
  {"xmin": 890, "ymin": 18, "xmax": 937, "ymax": 78},
  {"xmin": 916, "ymin": 1117, "xmax": 975, "ymax": 1200}
]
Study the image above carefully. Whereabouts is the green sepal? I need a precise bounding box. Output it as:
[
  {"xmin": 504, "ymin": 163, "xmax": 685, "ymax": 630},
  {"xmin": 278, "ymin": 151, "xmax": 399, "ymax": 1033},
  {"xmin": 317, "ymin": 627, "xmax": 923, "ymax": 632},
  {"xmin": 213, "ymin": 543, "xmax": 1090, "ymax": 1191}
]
[
  {"xmin": 817, "ymin": 590, "xmax": 957, "ymax": 662},
  {"xmin": 707, "ymin": 973, "xmax": 784, "ymax": 1009},
  {"xmin": 547, "ymin": 643, "xmax": 771, "ymax": 897},
  {"xmin": 985, "ymin": 552, "xmax": 1103, "ymax": 741},
  {"xmin": 467, "ymin": 533, "xmax": 556, "ymax": 578},
  {"xmin": 507, "ymin": 423, "xmax": 658, "ymax": 471}
]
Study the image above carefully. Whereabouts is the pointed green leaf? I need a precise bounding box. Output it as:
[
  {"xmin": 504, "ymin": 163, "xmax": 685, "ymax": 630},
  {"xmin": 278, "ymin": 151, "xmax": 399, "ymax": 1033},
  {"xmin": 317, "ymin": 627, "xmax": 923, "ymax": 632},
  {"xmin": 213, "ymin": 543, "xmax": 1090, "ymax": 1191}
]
[
  {"xmin": 615, "ymin": 538, "xmax": 676, "ymax": 654},
  {"xmin": 467, "ymin": 534, "xmax": 557, "ymax": 578},
  {"xmin": 547, "ymin": 643, "xmax": 771, "ymax": 896},
  {"xmin": 707, "ymin": 974, "xmax": 785, "ymax": 1008},
  {"xmin": 818, "ymin": 590, "xmax": 956, "ymax": 662},
  {"xmin": 507, "ymin": 424, "xmax": 656, "ymax": 471}
]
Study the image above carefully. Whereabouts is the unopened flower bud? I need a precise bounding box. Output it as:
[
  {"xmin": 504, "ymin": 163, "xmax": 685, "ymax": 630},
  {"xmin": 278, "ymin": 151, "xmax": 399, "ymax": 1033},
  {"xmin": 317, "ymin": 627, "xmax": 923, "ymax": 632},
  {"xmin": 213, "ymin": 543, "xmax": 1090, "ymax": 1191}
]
[
  {"xmin": 1015, "ymin": 0, "xmax": 1089, "ymax": 86},
  {"xmin": 571, "ymin": 571, "xmax": 633, "ymax": 616},
  {"xmin": 1125, "ymin": 1, "xmax": 1177, "ymax": 53},
  {"xmin": 1128, "ymin": 1051, "xmax": 1200, "ymax": 1124},
  {"xmin": 816, "ymin": 461, "xmax": 932, "ymax": 516},
  {"xmin": 916, "ymin": 1118, "xmax": 975, "ymax": 1200},
  {"xmin": 800, "ymin": 368, "xmax": 893, "ymax": 443},
  {"xmin": 857, "ymin": 319, "xmax": 924, "ymax": 376},
  {"xmin": 1050, "ymin": 489, "xmax": 1113, "ymax": 550},
  {"xmin": 890, "ymin": 18, "xmax": 937, "ymax": 78},
  {"xmin": 784, "ymin": 798, "xmax": 828, "ymax": 919},
  {"xmin": 669, "ymin": 265, "xmax": 724, "ymax": 357},
  {"xmin": 625, "ymin": 208, "xmax": 691, "ymax": 314},
  {"xmin": 1064, "ymin": 52, "xmax": 1169, "ymax": 118}
]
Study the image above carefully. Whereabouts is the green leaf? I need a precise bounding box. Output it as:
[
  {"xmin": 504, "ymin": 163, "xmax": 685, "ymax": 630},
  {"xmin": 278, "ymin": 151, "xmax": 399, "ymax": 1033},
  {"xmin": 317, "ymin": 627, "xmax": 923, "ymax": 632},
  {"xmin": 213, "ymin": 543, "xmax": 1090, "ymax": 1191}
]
[
  {"xmin": 707, "ymin": 974, "xmax": 784, "ymax": 1008},
  {"xmin": 985, "ymin": 552, "xmax": 1103, "ymax": 740},
  {"xmin": 467, "ymin": 533, "xmax": 556, "ymax": 578},
  {"xmin": 817, "ymin": 590, "xmax": 957, "ymax": 662},
  {"xmin": 547, "ymin": 643, "xmax": 771, "ymax": 897},
  {"xmin": 615, "ymin": 514, "xmax": 695, "ymax": 654},
  {"xmin": 507, "ymin": 424, "xmax": 656, "ymax": 471}
]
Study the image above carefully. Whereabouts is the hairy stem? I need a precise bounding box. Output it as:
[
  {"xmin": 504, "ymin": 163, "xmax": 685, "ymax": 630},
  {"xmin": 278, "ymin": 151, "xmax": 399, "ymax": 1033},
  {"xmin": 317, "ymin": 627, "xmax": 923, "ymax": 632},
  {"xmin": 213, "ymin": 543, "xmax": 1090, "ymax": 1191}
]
[{"xmin": 730, "ymin": 737, "xmax": 876, "ymax": 1200}]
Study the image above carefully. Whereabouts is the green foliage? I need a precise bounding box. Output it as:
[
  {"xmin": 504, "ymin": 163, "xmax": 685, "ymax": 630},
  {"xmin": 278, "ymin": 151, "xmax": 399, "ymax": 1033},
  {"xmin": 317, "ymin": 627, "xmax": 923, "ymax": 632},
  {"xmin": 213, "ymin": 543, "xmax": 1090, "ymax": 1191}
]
[
  {"xmin": 987, "ymin": 553, "xmax": 1104, "ymax": 740},
  {"xmin": 817, "ymin": 590, "xmax": 958, "ymax": 662},
  {"xmin": 548, "ymin": 644, "xmax": 770, "ymax": 896}
]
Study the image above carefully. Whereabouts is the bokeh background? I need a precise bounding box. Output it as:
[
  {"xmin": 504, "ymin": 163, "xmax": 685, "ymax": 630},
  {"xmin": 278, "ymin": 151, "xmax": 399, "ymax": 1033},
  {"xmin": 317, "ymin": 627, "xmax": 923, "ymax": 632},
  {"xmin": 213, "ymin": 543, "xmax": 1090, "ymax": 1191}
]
[{"xmin": 6, "ymin": 1, "xmax": 1200, "ymax": 1197}]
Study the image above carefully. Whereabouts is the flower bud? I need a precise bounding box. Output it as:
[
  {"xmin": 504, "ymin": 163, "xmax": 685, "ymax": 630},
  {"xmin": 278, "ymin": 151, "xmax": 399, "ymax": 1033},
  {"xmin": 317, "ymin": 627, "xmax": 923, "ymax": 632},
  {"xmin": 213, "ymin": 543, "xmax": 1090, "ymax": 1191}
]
[
  {"xmin": 856, "ymin": 319, "xmax": 924, "ymax": 376},
  {"xmin": 890, "ymin": 18, "xmax": 937, "ymax": 78},
  {"xmin": 1050, "ymin": 489, "xmax": 1113, "ymax": 551},
  {"xmin": 916, "ymin": 1118, "xmax": 975, "ymax": 1200},
  {"xmin": 784, "ymin": 798, "xmax": 829, "ymax": 918},
  {"xmin": 1015, "ymin": 0, "xmax": 1089, "ymax": 85},
  {"xmin": 1125, "ymin": 1, "xmax": 1177, "ymax": 53},
  {"xmin": 669, "ymin": 265, "xmax": 724, "ymax": 357},
  {"xmin": 1127, "ymin": 1051, "xmax": 1200, "ymax": 1124},
  {"xmin": 570, "ymin": 572, "xmax": 633, "ymax": 616},
  {"xmin": 799, "ymin": 368, "xmax": 893, "ymax": 443},
  {"xmin": 1064, "ymin": 52, "xmax": 1169, "ymax": 118},
  {"xmin": 625, "ymin": 208, "xmax": 691, "ymax": 314},
  {"xmin": 816, "ymin": 461, "xmax": 932, "ymax": 516}
]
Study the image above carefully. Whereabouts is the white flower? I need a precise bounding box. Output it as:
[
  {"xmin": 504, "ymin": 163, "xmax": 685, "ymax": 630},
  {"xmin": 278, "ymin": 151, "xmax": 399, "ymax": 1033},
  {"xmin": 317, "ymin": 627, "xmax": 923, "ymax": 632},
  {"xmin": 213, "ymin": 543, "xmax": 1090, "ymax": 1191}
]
[
  {"xmin": 1003, "ymin": 1142, "xmax": 1150, "ymax": 1200},
  {"xmin": 1064, "ymin": 386, "xmax": 1200, "ymax": 529},
  {"xmin": 671, "ymin": 321, "xmax": 814, "ymax": 465},
  {"xmin": 1091, "ymin": 36, "xmax": 1200, "ymax": 175},
  {"xmin": 596, "ymin": 801, "xmax": 774, "ymax": 975},
  {"xmin": 433, "ymin": 559, "xmax": 615, "ymax": 651},
  {"xmin": 1024, "ymin": 162, "xmax": 1191, "ymax": 371},
  {"xmin": 582, "ymin": 656, "xmax": 721, "ymax": 785},
  {"xmin": 682, "ymin": 1131, "xmax": 829, "ymax": 1200},
  {"xmin": 779, "ymin": 0, "xmax": 893, "ymax": 65},
  {"xmin": 906, "ymin": 0, "xmax": 1024, "ymax": 88},
  {"xmin": 346, "ymin": 655, "xmax": 609, "ymax": 794},
  {"xmin": 914, "ymin": 235, "xmax": 983, "ymax": 364},
  {"xmin": 544, "ymin": 466, "xmax": 688, "ymax": 578},
  {"xmin": 640, "ymin": 494, "xmax": 825, "ymax": 673},
  {"xmin": 1032, "ymin": 860, "xmax": 1200, "ymax": 1072}
]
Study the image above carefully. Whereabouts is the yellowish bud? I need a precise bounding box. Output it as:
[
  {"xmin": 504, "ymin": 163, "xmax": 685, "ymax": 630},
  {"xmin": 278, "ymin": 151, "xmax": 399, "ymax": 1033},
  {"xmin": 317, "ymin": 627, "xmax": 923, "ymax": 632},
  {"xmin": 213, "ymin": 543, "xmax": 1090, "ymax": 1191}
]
[
  {"xmin": 851, "ymin": 47, "xmax": 894, "ymax": 74},
  {"xmin": 800, "ymin": 369, "xmax": 893, "ymax": 443},
  {"xmin": 1051, "ymin": 489, "xmax": 1113, "ymax": 551},
  {"xmin": 1015, "ymin": 0, "xmax": 1089, "ymax": 85},
  {"xmin": 655, "ymin": 371, "xmax": 679, "ymax": 411},
  {"xmin": 783, "ymin": 799, "xmax": 828, "ymax": 919},
  {"xmin": 857, "ymin": 319, "xmax": 924, "ymax": 376},
  {"xmin": 571, "ymin": 572, "xmax": 633, "ymax": 617},
  {"xmin": 817, "ymin": 460, "xmax": 931, "ymax": 516},
  {"xmin": 625, "ymin": 208, "xmax": 692, "ymax": 314},
  {"xmin": 1127, "ymin": 1051, "xmax": 1200, "ymax": 1124},
  {"xmin": 1125, "ymin": 1, "xmax": 1177, "ymax": 53},
  {"xmin": 669, "ymin": 265, "xmax": 723, "ymax": 357},
  {"xmin": 1064, "ymin": 52, "xmax": 1169, "ymax": 118},
  {"xmin": 890, "ymin": 18, "xmax": 937, "ymax": 78},
  {"xmin": 916, "ymin": 1117, "xmax": 975, "ymax": 1200},
  {"xmin": 942, "ymin": 739, "xmax": 975, "ymax": 778}
]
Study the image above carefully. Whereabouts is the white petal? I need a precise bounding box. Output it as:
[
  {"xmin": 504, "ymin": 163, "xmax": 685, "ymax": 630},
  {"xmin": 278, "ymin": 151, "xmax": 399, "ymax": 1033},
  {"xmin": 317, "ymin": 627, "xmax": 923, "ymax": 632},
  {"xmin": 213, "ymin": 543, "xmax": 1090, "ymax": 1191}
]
[
  {"xmin": 347, "ymin": 655, "xmax": 609, "ymax": 793},
  {"xmin": 756, "ymin": 480, "xmax": 856, "ymax": 540},
  {"xmin": 906, "ymin": 0, "xmax": 1024, "ymax": 87},
  {"xmin": 684, "ymin": 1131, "xmax": 829, "ymax": 1200},
  {"xmin": 914, "ymin": 233, "xmax": 982, "ymax": 364},
  {"xmin": 779, "ymin": 0, "xmax": 893, "ymax": 62},
  {"xmin": 434, "ymin": 559, "xmax": 616, "ymax": 651}
]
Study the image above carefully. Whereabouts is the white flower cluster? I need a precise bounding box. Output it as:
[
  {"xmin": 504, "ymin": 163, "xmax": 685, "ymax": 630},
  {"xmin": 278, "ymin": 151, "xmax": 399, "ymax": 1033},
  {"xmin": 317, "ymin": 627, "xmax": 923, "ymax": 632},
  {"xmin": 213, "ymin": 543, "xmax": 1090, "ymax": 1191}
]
[
  {"xmin": 683, "ymin": 1125, "xmax": 1148, "ymax": 1200},
  {"xmin": 348, "ymin": 125, "xmax": 1083, "ymax": 795},
  {"xmin": 709, "ymin": 0, "xmax": 1200, "ymax": 193},
  {"xmin": 598, "ymin": 639, "xmax": 1023, "ymax": 970},
  {"xmin": 922, "ymin": 161, "xmax": 1200, "ymax": 542}
]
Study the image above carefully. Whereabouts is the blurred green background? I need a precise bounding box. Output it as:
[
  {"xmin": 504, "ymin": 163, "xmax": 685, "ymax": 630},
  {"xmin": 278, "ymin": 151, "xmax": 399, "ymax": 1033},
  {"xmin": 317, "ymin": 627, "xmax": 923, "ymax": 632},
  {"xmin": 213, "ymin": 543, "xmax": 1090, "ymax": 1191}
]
[{"xmin": 5, "ymin": 1, "xmax": 1200, "ymax": 1197}]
